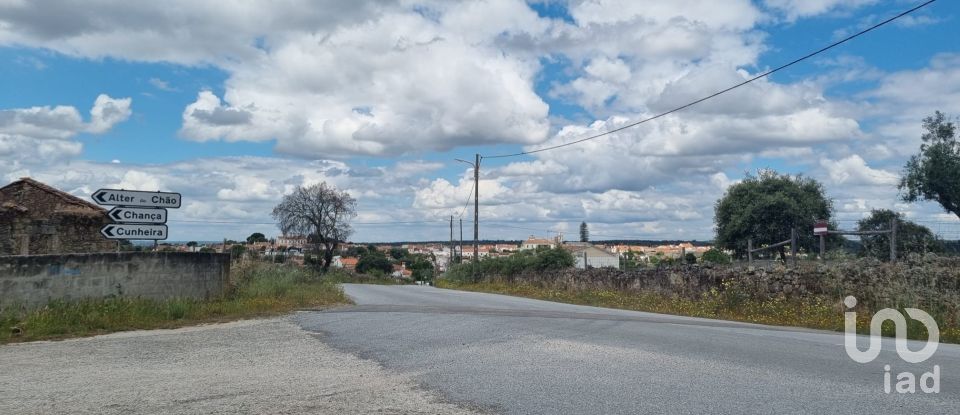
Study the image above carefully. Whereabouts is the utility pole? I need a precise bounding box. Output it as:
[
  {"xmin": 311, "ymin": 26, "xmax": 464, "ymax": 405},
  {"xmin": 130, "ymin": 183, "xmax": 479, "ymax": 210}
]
[
  {"xmin": 449, "ymin": 215, "xmax": 454, "ymax": 270},
  {"xmin": 473, "ymin": 153, "xmax": 480, "ymax": 264},
  {"xmin": 455, "ymin": 154, "xmax": 481, "ymax": 273},
  {"xmin": 459, "ymin": 218, "xmax": 463, "ymax": 264}
]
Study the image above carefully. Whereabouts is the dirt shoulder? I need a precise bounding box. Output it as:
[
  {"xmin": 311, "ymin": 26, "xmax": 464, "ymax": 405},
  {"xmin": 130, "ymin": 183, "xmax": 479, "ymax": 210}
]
[{"xmin": 0, "ymin": 315, "xmax": 482, "ymax": 415}]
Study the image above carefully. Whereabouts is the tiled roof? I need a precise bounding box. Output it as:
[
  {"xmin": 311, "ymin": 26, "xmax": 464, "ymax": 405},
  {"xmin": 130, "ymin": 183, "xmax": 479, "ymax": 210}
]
[{"xmin": 0, "ymin": 177, "xmax": 106, "ymax": 212}]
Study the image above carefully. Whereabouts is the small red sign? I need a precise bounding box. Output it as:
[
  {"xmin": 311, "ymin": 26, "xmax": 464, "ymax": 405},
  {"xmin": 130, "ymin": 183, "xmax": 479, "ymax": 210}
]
[{"xmin": 813, "ymin": 220, "xmax": 828, "ymax": 235}]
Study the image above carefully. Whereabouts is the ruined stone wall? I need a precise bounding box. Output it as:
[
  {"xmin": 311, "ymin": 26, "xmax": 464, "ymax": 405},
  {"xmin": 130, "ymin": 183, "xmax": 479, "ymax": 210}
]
[
  {"xmin": 0, "ymin": 212, "xmax": 114, "ymax": 256},
  {"xmin": 0, "ymin": 209, "xmax": 16, "ymax": 255}
]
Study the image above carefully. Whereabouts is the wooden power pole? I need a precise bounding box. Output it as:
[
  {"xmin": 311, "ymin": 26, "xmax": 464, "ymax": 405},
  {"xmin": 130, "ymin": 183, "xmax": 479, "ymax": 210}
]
[
  {"xmin": 473, "ymin": 153, "xmax": 480, "ymax": 264},
  {"xmin": 449, "ymin": 215, "xmax": 453, "ymax": 270}
]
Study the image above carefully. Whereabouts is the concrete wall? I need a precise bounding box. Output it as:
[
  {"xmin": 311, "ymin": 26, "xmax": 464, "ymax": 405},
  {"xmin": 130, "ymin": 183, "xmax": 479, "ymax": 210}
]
[
  {"xmin": 575, "ymin": 255, "xmax": 620, "ymax": 269},
  {"xmin": 0, "ymin": 252, "xmax": 230, "ymax": 308}
]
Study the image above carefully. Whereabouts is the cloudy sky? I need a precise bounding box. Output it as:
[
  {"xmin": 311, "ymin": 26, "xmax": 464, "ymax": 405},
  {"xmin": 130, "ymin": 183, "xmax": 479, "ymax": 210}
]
[{"xmin": 1, "ymin": 0, "xmax": 958, "ymax": 242}]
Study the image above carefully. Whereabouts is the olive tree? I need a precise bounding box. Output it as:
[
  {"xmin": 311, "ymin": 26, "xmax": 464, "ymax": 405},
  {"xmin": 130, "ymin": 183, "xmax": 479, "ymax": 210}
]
[
  {"xmin": 271, "ymin": 182, "xmax": 356, "ymax": 272},
  {"xmin": 857, "ymin": 209, "xmax": 942, "ymax": 259},
  {"xmin": 900, "ymin": 111, "xmax": 960, "ymax": 219}
]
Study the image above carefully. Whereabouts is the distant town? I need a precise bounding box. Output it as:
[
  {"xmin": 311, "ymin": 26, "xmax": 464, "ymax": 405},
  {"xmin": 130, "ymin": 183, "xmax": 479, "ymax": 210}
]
[{"xmin": 146, "ymin": 233, "xmax": 714, "ymax": 273}]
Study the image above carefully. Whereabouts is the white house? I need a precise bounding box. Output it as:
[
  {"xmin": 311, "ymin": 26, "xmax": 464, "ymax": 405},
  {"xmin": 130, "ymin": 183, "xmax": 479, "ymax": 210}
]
[
  {"xmin": 520, "ymin": 236, "xmax": 556, "ymax": 251},
  {"xmin": 276, "ymin": 234, "xmax": 307, "ymax": 248},
  {"xmin": 568, "ymin": 245, "xmax": 620, "ymax": 269}
]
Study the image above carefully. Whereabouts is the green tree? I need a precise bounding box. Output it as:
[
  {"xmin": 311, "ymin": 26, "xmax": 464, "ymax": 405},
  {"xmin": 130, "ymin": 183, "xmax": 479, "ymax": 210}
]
[
  {"xmin": 715, "ymin": 170, "xmax": 834, "ymax": 259},
  {"xmin": 389, "ymin": 247, "xmax": 408, "ymax": 260},
  {"xmin": 684, "ymin": 252, "xmax": 697, "ymax": 264},
  {"xmin": 579, "ymin": 221, "xmax": 589, "ymax": 242},
  {"xmin": 534, "ymin": 246, "xmax": 575, "ymax": 270},
  {"xmin": 246, "ymin": 233, "xmax": 267, "ymax": 244},
  {"xmin": 186, "ymin": 241, "xmax": 198, "ymax": 248},
  {"xmin": 900, "ymin": 111, "xmax": 960, "ymax": 219},
  {"xmin": 343, "ymin": 245, "xmax": 367, "ymax": 258},
  {"xmin": 857, "ymin": 209, "xmax": 943, "ymax": 260},
  {"xmin": 407, "ymin": 254, "xmax": 434, "ymax": 281},
  {"xmin": 356, "ymin": 251, "xmax": 392, "ymax": 274}
]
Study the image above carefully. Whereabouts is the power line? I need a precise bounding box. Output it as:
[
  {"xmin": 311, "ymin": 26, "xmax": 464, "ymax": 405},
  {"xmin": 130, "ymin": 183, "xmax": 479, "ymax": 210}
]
[
  {"xmin": 484, "ymin": 222, "xmax": 662, "ymax": 241},
  {"xmin": 168, "ymin": 219, "xmax": 446, "ymax": 226},
  {"xmin": 482, "ymin": 0, "xmax": 938, "ymax": 159},
  {"xmin": 456, "ymin": 179, "xmax": 476, "ymax": 219}
]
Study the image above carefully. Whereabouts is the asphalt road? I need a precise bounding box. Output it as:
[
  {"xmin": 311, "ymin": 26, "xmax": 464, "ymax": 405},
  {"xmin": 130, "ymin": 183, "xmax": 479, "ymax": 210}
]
[{"xmin": 298, "ymin": 284, "xmax": 960, "ymax": 415}]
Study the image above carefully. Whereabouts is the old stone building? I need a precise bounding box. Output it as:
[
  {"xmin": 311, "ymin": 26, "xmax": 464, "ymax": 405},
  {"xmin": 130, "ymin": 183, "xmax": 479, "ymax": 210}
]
[{"xmin": 0, "ymin": 178, "xmax": 114, "ymax": 255}]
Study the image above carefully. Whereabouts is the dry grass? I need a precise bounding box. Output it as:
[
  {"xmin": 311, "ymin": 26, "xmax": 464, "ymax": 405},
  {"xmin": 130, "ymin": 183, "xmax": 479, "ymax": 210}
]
[
  {"xmin": 438, "ymin": 279, "xmax": 959, "ymax": 344},
  {"xmin": 0, "ymin": 262, "xmax": 349, "ymax": 344}
]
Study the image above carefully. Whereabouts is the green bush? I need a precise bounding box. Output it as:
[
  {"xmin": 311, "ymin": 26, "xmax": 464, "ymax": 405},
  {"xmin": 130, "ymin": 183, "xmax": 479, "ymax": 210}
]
[
  {"xmin": 701, "ymin": 248, "xmax": 731, "ymax": 264},
  {"xmin": 444, "ymin": 247, "xmax": 574, "ymax": 281},
  {"xmin": 356, "ymin": 253, "xmax": 392, "ymax": 274}
]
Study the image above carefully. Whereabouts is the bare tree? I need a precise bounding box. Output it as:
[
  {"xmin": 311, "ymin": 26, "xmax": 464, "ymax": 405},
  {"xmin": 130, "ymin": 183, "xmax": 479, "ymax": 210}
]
[{"xmin": 271, "ymin": 182, "xmax": 356, "ymax": 272}]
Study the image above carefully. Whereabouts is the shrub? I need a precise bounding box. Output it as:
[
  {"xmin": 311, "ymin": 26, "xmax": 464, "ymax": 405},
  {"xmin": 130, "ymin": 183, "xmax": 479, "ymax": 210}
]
[
  {"xmin": 444, "ymin": 247, "xmax": 574, "ymax": 281},
  {"xmin": 356, "ymin": 252, "xmax": 392, "ymax": 274},
  {"xmin": 701, "ymin": 248, "xmax": 731, "ymax": 264}
]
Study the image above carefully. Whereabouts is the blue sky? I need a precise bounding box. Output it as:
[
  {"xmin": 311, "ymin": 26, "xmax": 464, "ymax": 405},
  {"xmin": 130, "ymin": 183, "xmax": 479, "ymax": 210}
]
[{"xmin": 1, "ymin": 0, "xmax": 959, "ymax": 242}]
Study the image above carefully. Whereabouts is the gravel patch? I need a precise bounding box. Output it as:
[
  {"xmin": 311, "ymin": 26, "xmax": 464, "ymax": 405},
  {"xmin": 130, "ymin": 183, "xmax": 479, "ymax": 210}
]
[{"xmin": 0, "ymin": 315, "xmax": 482, "ymax": 414}]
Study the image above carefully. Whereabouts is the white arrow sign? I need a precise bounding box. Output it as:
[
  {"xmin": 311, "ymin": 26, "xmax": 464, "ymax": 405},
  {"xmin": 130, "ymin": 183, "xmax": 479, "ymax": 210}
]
[
  {"xmin": 108, "ymin": 207, "xmax": 167, "ymax": 224},
  {"xmin": 92, "ymin": 189, "xmax": 181, "ymax": 208},
  {"xmin": 100, "ymin": 224, "xmax": 168, "ymax": 240}
]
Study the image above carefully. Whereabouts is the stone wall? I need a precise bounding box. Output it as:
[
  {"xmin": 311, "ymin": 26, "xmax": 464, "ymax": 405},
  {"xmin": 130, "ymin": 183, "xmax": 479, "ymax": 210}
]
[
  {"xmin": 478, "ymin": 255, "xmax": 960, "ymax": 310},
  {"xmin": 0, "ymin": 210, "xmax": 116, "ymax": 256},
  {"xmin": 0, "ymin": 252, "xmax": 230, "ymax": 308},
  {"xmin": 0, "ymin": 178, "xmax": 116, "ymax": 255}
]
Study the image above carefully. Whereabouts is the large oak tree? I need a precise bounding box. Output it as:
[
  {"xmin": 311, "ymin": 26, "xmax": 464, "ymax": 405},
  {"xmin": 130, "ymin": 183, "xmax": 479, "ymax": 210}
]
[{"xmin": 714, "ymin": 170, "xmax": 834, "ymax": 259}]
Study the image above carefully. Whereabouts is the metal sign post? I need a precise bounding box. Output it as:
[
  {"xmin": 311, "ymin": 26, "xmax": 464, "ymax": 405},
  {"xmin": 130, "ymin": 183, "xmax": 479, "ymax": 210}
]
[
  {"xmin": 107, "ymin": 207, "xmax": 168, "ymax": 223},
  {"xmin": 101, "ymin": 224, "xmax": 168, "ymax": 240},
  {"xmin": 93, "ymin": 189, "xmax": 181, "ymax": 208},
  {"xmin": 814, "ymin": 220, "xmax": 829, "ymax": 260},
  {"xmin": 94, "ymin": 188, "xmax": 181, "ymax": 245}
]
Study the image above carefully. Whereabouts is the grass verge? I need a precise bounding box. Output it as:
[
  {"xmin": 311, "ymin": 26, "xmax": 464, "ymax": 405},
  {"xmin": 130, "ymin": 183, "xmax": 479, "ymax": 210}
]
[
  {"xmin": 0, "ymin": 262, "xmax": 349, "ymax": 344},
  {"xmin": 438, "ymin": 280, "xmax": 960, "ymax": 344},
  {"xmin": 323, "ymin": 269, "xmax": 411, "ymax": 285}
]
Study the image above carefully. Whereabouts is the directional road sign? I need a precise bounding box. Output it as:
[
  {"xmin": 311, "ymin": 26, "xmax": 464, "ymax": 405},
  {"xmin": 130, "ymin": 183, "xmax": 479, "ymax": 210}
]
[
  {"xmin": 108, "ymin": 206, "xmax": 167, "ymax": 224},
  {"xmin": 100, "ymin": 224, "xmax": 168, "ymax": 240},
  {"xmin": 92, "ymin": 189, "xmax": 181, "ymax": 208}
]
